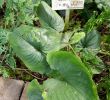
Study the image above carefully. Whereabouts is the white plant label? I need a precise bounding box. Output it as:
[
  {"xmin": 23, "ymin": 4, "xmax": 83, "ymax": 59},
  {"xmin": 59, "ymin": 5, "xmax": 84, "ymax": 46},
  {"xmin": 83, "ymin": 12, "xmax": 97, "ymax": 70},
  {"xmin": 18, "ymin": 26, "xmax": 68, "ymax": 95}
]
[{"xmin": 52, "ymin": 0, "xmax": 84, "ymax": 10}]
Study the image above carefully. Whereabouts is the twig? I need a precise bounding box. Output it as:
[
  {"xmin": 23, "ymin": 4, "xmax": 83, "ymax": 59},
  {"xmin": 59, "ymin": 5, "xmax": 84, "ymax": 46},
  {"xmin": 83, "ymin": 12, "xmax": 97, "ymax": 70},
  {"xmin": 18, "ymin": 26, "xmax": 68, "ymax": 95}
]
[
  {"xmin": 14, "ymin": 68, "xmax": 44, "ymax": 80},
  {"xmin": 24, "ymin": 70, "xmax": 44, "ymax": 80}
]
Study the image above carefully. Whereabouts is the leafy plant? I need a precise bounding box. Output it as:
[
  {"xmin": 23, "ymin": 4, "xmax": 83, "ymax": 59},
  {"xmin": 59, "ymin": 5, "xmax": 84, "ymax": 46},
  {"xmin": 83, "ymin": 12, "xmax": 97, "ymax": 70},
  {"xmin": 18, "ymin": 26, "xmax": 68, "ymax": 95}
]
[
  {"xmin": 36, "ymin": 1, "xmax": 64, "ymax": 32},
  {"xmin": 0, "ymin": 28, "xmax": 16, "ymax": 69},
  {"xmin": 0, "ymin": 0, "xmax": 39, "ymax": 28},
  {"xmin": 27, "ymin": 51, "xmax": 99, "ymax": 100},
  {"xmin": 0, "ymin": 0, "xmax": 109, "ymax": 99},
  {"xmin": 8, "ymin": 1, "xmax": 101, "ymax": 100},
  {"xmin": 8, "ymin": 1, "xmax": 86, "ymax": 74},
  {"xmin": 0, "ymin": 66, "xmax": 10, "ymax": 78},
  {"xmin": 85, "ymin": 0, "xmax": 110, "ymax": 9}
]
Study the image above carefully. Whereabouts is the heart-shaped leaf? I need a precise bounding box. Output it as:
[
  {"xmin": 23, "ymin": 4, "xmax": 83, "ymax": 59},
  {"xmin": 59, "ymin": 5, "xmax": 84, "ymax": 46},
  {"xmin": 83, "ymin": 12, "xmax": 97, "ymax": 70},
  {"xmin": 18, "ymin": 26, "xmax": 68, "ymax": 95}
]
[
  {"xmin": 9, "ymin": 32, "xmax": 49, "ymax": 74},
  {"xmin": 37, "ymin": 1, "xmax": 64, "ymax": 32},
  {"xmin": 12, "ymin": 25, "xmax": 62, "ymax": 53},
  {"xmin": 70, "ymin": 32, "xmax": 85, "ymax": 44},
  {"xmin": 27, "ymin": 51, "xmax": 99, "ymax": 100},
  {"xmin": 27, "ymin": 79, "xmax": 43, "ymax": 100},
  {"xmin": 8, "ymin": 25, "xmax": 62, "ymax": 73},
  {"xmin": 46, "ymin": 51, "xmax": 99, "ymax": 100},
  {"xmin": 77, "ymin": 30, "xmax": 101, "ymax": 50}
]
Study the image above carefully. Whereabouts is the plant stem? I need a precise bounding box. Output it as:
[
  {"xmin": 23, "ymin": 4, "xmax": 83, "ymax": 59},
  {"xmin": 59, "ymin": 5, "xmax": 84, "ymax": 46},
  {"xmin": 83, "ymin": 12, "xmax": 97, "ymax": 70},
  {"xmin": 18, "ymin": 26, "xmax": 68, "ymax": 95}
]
[
  {"xmin": 64, "ymin": 9, "xmax": 70, "ymax": 31},
  {"xmin": 15, "ymin": 68, "xmax": 44, "ymax": 80}
]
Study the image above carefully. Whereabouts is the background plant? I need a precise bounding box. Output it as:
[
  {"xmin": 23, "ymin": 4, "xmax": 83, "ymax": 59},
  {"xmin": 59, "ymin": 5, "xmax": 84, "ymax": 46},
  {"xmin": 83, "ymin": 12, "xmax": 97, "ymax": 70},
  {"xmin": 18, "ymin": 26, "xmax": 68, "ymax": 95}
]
[{"xmin": 0, "ymin": 0, "xmax": 110, "ymax": 100}]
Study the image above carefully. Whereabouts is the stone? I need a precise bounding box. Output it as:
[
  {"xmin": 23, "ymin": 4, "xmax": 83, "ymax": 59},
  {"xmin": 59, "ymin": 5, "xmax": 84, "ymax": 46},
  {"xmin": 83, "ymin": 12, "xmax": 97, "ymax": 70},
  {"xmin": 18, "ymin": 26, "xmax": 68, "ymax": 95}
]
[
  {"xmin": 20, "ymin": 83, "xmax": 29, "ymax": 100},
  {"xmin": 0, "ymin": 77, "xmax": 24, "ymax": 100}
]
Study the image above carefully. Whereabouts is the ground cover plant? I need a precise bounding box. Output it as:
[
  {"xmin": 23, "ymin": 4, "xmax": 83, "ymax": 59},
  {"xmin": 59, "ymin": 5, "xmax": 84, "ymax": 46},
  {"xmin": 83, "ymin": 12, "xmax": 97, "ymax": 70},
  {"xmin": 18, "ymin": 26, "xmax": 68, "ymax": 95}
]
[{"xmin": 0, "ymin": 0, "xmax": 110, "ymax": 100}]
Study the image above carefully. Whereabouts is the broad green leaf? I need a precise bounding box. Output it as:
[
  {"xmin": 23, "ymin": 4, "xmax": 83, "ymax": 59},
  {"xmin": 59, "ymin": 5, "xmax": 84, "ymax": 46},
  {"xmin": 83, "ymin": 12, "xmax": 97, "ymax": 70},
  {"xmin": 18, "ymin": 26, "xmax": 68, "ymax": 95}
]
[
  {"xmin": 41, "ymin": 29, "xmax": 62, "ymax": 53},
  {"xmin": 26, "ymin": 51, "xmax": 99, "ymax": 100},
  {"xmin": 8, "ymin": 32, "xmax": 50, "ymax": 74},
  {"xmin": 27, "ymin": 79, "xmax": 43, "ymax": 100},
  {"xmin": 77, "ymin": 30, "xmax": 101, "ymax": 50},
  {"xmin": 37, "ymin": 1, "xmax": 64, "ymax": 32},
  {"xmin": 46, "ymin": 51, "xmax": 99, "ymax": 100},
  {"xmin": 70, "ymin": 32, "xmax": 85, "ymax": 44},
  {"xmin": 8, "ymin": 25, "xmax": 62, "ymax": 73},
  {"xmin": 13, "ymin": 25, "xmax": 62, "ymax": 53},
  {"xmin": 43, "ymin": 78, "xmax": 85, "ymax": 100}
]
